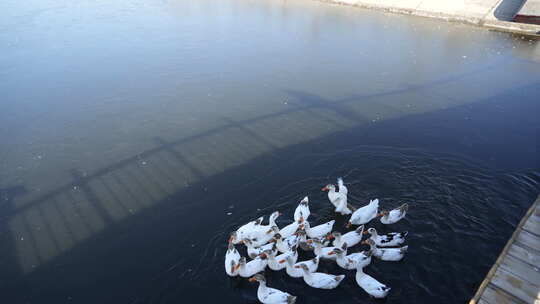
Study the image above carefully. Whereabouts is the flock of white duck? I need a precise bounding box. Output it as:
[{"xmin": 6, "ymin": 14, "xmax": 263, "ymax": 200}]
[{"xmin": 225, "ymin": 178, "xmax": 409, "ymax": 303}]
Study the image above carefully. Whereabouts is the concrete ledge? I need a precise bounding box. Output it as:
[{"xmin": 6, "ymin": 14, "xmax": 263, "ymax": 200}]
[{"xmin": 316, "ymin": 0, "xmax": 540, "ymax": 36}]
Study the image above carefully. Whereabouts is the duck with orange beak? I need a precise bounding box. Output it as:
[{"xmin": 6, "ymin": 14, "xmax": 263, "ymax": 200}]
[
  {"xmin": 236, "ymin": 253, "xmax": 269, "ymax": 278},
  {"xmin": 364, "ymin": 227, "xmax": 407, "ymax": 247},
  {"xmin": 295, "ymin": 263, "xmax": 345, "ymax": 289},
  {"xmin": 249, "ymin": 274, "xmax": 297, "ymax": 304},
  {"xmin": 379, "ymin": 203, "xmax": 408, "ymax": 224},
  {"xmin": 304, "ymin": 219, "xmax": 335, "ymax": 239},
  {"xmin": 234, "ymin": 216, "xmax": 264, "ymax": 244},
  {"xmin": 362, "ymin": 238, "xmax": 408, "ymax": 261},
  {"xmin": 282, "ymin": 255, "xmax": 320, "ymax": 278},
  {"xmin": 322, "ymin": 178, "xmax": 352, "ymax": 215},
  {"xmin": 308, "ymin": 238, "xmax": 340, "ymax": 260},
  {"xmin": 331, "ymin": 225, "xmax": 364, "ymax": 248},
  {"xmin": 330, "ymin": 244, "xmax": 373, "ymax": 270},
  {"xmin": 268, "ymin": 245, "xmax": 298, "ymax": 271}
]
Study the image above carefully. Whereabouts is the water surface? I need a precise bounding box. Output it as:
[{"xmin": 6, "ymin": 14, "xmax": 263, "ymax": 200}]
[{"xmin": 1, "ymin": 0, "xmax": 539, "ymax": 303}]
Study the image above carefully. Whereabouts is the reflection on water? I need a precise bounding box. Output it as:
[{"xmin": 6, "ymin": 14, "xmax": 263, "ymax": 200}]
[{"xmin": 0, "ymin": 0, "xmax": 539, "ymax": 302}]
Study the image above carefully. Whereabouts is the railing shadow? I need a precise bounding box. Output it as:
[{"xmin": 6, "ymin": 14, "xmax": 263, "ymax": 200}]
[{"xmin": 0, "ymin": 61, "xmax": 510, "ymax": 280}]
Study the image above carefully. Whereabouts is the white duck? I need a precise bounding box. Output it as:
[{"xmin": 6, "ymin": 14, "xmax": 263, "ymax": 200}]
[
  {"xmin": 355, "ymin": 265, "xmax": 391, "ymax": 298},
  {"xmin": 294, "ymin": 196, "xmax": 310, "ymax": 222},
  {"xmin": 243, "ymin": 238, "xmax": 277, "ymax": 259},
  {"xmin": 234, "ymin": 216, "xmax": 263, "ymax": 244},
  {"xmin": 247, "ymin": 226, "xmax": 279, "ymax": 248},
  {"xmin": 250, "ymin": 211, "xmax": 280, "ymax": 238},
  {"xmin": 348, "ymin": 199, "xmax": 379, "ymax": 227},
  {"xmin": 273, "ymin": 230, "xmax": 303, "ymax": 253},
  {"xmin": 268, "ymin": 247, "xmax": 298, "ymax": 271},
  {"xmin": 225, "ymin": 242, "xmax": 241, "ymax": 276},
  {"xmin": 279, "ymin": 217, "xmax": 304, "ymax": 239},
  {"xmin": 363, "ymin": 239, "xmax": 408, "ymax": 261},
  {"xmin": 249, "ymin": 274, "xmax": 297, "ymax": 304},
  {"xmin": 304, "ymin": 220, "xmax": 335, "ymax": 239},
  {"xmin": 331, "ymin": 245, "xmax": 372, "ymax": 270},
  {"xmin": 331, "ymin": 225, "xmax": 364, "ymax": 248},
  {"xmin": 296, "ymin": 264, "xmax": 345, "ymax": 289},
  {"xmin": 236, "ymin": 254, "xmax": 268, "ymax": 278},
  {"xmin": 283, "ymin": 255, "xmax": 319, "ymax": 278},
  {"xmin": 308, "ymin": 238, "xmax": 340, "ymax": 260},
  {"xmin": 379, "ymin": 203, "xmax": 408, "ymax": 224},
  {"xmin": 322, "ymin": 178, "xmax": 352, "ymax": 215},
  {"xmin": 365, "ymin": 227, "xmax": 407, "ymax": 247}
]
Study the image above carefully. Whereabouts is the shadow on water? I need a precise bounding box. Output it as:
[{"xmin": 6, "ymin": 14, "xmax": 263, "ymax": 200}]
[{"xmin": 0, "ymin": 81, "xmax": 539, "ymax": 303}]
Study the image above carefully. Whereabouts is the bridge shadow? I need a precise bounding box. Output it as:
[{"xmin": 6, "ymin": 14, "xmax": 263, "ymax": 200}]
[{"xmin": 0, "ymin": 71, "xmax": 538, "ymax": 302}]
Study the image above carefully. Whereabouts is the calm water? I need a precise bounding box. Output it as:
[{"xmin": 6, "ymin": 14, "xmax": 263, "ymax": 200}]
[{"xmin": 1, "ymin": 0, "xmax": 539, "ymax": 303}]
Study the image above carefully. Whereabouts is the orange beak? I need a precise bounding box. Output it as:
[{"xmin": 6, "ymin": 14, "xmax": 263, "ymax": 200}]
[
  {"xmin": 299, "ymin": 217, "xmax": 304, "ymax": 223},
  {"xmin": 306, "ymin": 239, "xmax": 313, "ymax": 244},
  {"xmin": 230, "ymin": 265, "xmax": 235, "ymax": 273},
  {"xmin": 234, "ymin": 264, "xmax": 241, "ymax": 271},
  {"xmin": 294, "ymin": 265, "xmax": 300, "ymax": 269},
  {"xmin": 362, "ymin": 231, "xmax": 369, "ymax": 235},
  {"xmin": 328, "ymin": 251, "xmax": 335, "ymax": 255},
  {"xmin": 326, "ymin": 234, "xmax": 334, "ymax": 240},
  {"xmin": 361, "ymin": 240, "xmax": 367, "ymax": 245},
  {"xmin": 266, "ymin": 229, "xmax": 273, "ymax": 234},
  {"xmin": 278, "ymin": 260, "xmax": 286, "ymax": 264},
  {"xmin": 248, "ymin": 277, "xmax": 257, "ymax": 282},
  {"xmin": 377, "ymin": 212, "xmax": 385, "ymax": 217},
  {"xmin": 321, "ymin": 186, "xmax": 328, "ymax": 191},
  {"xmin": 345, "ymin": 222, "xmax": 352, "ymax": 229}
]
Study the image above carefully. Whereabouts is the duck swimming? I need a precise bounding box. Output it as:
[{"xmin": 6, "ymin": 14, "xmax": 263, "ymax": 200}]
[
  {"xmin": 331, "ymin": 245, "xmax": 372, "ymax": 270},
  {"xmin": 362, "ymin": 239, "xmax": 408, "ymax": 261},
  {"xmin": 268, "ymin": 246, "xmax": 298, "ymax": 271},
  {"xmin": 355, "ymin": 265, "xmax": 390, "ymax": 298},
  {"xmin": 294, "ymin": 196, "xmax": 310, "ymax": 222},
  {"xmin": 236, "ymin": 254, "xmax": 269, "ymax": 278},
  {"xmin": 304, "ymin": 220, "xmax": 335, "ymax": 239},
  {"xmin": 347, "ymin": 199, "xmax": 379, "ymax": 227},
  {"xmin": 364, "ymin": 227, "xmax": 407, "ymax": 247},
  {"xmin": 225, "ymin": 241, "xmax": 241, "ymax": 276},
  {"xmin": 379, "ymin": 203, "xmax": 408, "ymax": 224},
  {"xmin": 249, "ymin": 274, "xmax": 297, "ymax": 304},
  {"xmin": 234, "ymin": 216, "xmax": 263, "ymax": 244},
  {"xmin": 322, "ymin": 178, "xmax": 351, "ymax": 215},
  {"xmin": 331, "ymin": 225, "xmax": 364, "ymax": 248},
  {"xmin": 283, "ymin": 255, "xmax": 319, "ymax": 278},
  {"xmin": 295, "ymin": 264, "xmax": 345, "ymax": 289}
]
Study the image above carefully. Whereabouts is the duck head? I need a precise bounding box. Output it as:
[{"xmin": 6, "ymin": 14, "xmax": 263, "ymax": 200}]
[
  {"xmin": 248, "ymin": 273, "xmax": 266, "ymax": 283},
  {"xmin": 378, "ymin": 210, "xmax": 389, "ymax": 217},
  {"xmin": 294, "ymin": 263, "xmax": 310, "ymax": 273},
  {"xmin": 365, "ymin": 227, "xmax": 376, "ymax": 236},
  {"xmin": 321, "ymin": 184, "xmax": 336, "ymax": 192}
]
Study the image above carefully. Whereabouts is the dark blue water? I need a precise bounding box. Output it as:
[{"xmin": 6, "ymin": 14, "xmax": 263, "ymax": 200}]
[{"xmin": 1, "ymin": 0, "xmax": 539, "ymax": 303}]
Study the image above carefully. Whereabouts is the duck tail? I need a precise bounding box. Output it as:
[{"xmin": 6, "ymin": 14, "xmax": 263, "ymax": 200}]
[
  {"xmin": 402, "ymin": 231, "xmax": 409, "ymax": 237},
  {"xmin": 287, "ymin": 295, "xmax": 297, "ymax": 304},
  {"xmin": 335, "ymin": 274, "xmax": 345, "ymax": 282},
  {"xmin": 400, "ymin": 246, "xmax": 409, "ymax": 254}
]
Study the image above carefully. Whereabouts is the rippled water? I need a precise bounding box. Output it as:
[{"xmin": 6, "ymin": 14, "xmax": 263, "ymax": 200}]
[{"xmin": 1, "ymin": 0, "xmax": 539, "ymax": 303}]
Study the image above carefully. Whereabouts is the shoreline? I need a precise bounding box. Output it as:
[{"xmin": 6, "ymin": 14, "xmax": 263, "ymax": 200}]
[{"xmin": 316, "ymin": 0, "xmax": 540, "ymax": 37}]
